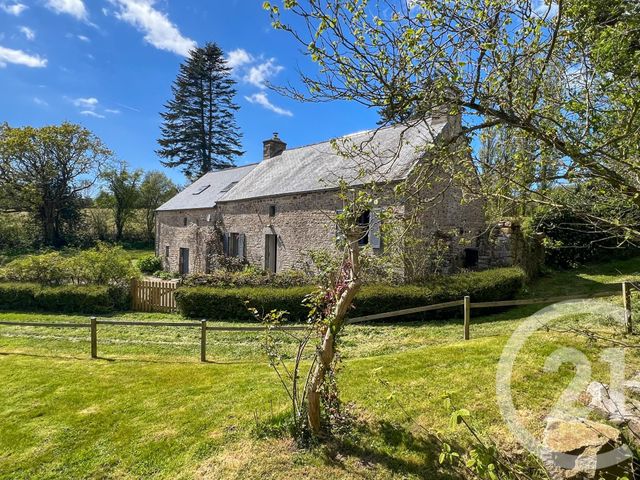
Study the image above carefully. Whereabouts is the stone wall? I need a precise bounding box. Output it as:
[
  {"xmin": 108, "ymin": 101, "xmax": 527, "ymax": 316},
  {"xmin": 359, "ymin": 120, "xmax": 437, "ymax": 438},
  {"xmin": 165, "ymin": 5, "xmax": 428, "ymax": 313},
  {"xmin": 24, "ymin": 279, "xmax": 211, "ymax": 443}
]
[
  {"xmin": 403, "ymin": 155, "xmax": 487, "ymax": 276},
  {"xmin": 156, "ymin": 183, "xmax": 487, "ymax": 277},
  {"xmin": 478, "ymin": 221, "xmax": 545, "ymax": 277},
  {"xmin": 217, "ymin": 191, "xmax": 342, "ymax": 272},
  {"xmin": 155, "ymin": 208, "xmax": 219, "ymax": 274}
]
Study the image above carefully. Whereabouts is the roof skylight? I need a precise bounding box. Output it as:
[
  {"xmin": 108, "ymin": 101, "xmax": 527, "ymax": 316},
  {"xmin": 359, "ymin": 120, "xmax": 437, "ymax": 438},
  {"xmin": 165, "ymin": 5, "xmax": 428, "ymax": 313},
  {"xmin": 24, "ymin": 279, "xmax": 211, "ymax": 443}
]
[
  {"xmin": 192, "ymin": 184, "xmax": 211, "ymax": 195},
  {"xmin": 220, "ymin": 181, "xmax": 238, "ymax": 193}
]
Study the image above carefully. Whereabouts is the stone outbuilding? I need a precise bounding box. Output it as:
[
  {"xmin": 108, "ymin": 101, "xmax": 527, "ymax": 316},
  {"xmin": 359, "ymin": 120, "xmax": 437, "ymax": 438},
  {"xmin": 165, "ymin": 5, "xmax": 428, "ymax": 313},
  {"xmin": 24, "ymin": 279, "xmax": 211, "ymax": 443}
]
[{"xmin": 156, "ymin": 114, "xmax": 511, "ymax": 277}]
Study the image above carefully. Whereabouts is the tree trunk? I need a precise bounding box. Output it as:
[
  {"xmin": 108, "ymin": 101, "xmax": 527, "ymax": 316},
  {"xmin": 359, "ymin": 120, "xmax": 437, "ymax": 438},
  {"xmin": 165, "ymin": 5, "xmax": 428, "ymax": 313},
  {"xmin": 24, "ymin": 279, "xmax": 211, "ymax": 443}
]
[
  {"xmin": 40, "ymin": 203, "xmax": 58, "ymax": 247},
  {"xmin": 306, "ymin": 236, "xmax": 362, "ymax": 436}
]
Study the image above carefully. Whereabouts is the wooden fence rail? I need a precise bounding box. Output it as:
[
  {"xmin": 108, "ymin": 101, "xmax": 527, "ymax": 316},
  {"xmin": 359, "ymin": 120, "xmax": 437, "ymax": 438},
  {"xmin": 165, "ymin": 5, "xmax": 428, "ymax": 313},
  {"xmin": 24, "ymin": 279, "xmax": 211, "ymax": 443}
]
[{"xmin": 0, "ymin": 283, "xmax": 636, "ymax": 359}]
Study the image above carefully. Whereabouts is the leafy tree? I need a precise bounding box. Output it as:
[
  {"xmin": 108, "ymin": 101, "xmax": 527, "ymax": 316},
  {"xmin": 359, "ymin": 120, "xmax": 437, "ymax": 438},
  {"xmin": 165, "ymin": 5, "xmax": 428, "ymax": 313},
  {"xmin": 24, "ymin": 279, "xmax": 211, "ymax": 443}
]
[
  {"xmin": 259, "ymin": 0, "xmax": 640, "ymax": 438},
  {"xmin": 265, "ymin": 0, "xmax": 640, "ymax": 238},
  {"xmin": 157, "ymin": 42, "xmax": 243, "ymax": 180},
  {"xmin": 0, "ymin": 122, "xmax": 110, "ymax": 247},
  {"xmin": 99, "ymin": 164, "xmax": 142, "ymax": 242},
  {"xmin": 138, "ymin": 171, "xmax": 178, "ymax": 242}
]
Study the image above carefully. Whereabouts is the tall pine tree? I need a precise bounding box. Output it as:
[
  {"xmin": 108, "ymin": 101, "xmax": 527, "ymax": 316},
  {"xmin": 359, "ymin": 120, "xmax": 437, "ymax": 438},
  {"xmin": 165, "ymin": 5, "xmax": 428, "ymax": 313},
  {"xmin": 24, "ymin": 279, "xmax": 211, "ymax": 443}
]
[{"xmin": 158, "ymin": 43, "xmax": 243, "ymax": 180}]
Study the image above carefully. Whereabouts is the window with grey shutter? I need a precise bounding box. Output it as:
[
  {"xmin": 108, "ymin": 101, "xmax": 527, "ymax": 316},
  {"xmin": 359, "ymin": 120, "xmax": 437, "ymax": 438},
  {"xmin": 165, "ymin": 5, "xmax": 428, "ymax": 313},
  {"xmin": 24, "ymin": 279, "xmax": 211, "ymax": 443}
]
[
  {"xmin": 238, "ymin": 233, "xmax": 245, "ymax": 259},
  {"xmin": 335, "ymin": 209, "xmax": 344, "ymax": 242},
  {"xmin": 222, "ymin": 233, "xmax": 230, "ymax": 256},
  {"xmin": 369, "ymin": 210, "xmax": 382, "ymax": 249}
]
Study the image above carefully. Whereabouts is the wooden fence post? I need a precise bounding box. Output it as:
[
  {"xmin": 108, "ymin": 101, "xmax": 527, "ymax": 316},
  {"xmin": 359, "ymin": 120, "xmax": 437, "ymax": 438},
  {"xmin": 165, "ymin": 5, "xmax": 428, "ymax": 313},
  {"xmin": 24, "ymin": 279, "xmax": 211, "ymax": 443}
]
[
  {"xmin": 623, "ymin": 282, "xmax": 632, "ymax": 334},
  {"xmin": 131, "ymin": 278, "xmax": 137, "ymax": 311},
  {"xmin": 200, "ymin": 319, "xmax": 207, "ymax": 362},
  {"xmin": 463, "ymin": 296, "xmax": 471, "ymax": 340},
  {"xmin": 90, "ymin": 316, "xmax": 97, "ymax": 358}
]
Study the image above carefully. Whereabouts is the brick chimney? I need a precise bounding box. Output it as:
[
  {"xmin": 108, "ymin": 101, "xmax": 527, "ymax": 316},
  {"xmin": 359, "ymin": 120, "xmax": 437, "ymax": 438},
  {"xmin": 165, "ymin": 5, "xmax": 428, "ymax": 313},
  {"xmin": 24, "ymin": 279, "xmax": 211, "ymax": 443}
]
[{"xmin": 263, "ymin": 132, "xmax": 286, "ymax": 160}]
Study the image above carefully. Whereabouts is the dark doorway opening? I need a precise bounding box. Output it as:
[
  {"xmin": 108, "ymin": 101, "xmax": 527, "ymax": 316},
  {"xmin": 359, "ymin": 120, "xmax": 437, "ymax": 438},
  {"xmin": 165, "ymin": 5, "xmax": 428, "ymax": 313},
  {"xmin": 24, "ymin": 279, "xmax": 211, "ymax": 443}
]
[{"xmin": 463, "ymin": 248, "xmax": 479, "ymax": 268}]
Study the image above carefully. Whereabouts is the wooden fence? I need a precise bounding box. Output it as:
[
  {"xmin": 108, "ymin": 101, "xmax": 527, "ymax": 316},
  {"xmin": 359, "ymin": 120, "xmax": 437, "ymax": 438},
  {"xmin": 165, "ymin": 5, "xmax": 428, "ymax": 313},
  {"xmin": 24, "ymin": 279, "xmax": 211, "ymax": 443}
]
[
  {"xmin": 131, "ymin": 279, "xmax": 178, "ymax": 313},
  {"xmin": 344, "ymin": 284, "xmax": 633, "ymax": 340},
  {"xmin": 0, "ymin": 282, "xmax": 635, "ymax": 361}
]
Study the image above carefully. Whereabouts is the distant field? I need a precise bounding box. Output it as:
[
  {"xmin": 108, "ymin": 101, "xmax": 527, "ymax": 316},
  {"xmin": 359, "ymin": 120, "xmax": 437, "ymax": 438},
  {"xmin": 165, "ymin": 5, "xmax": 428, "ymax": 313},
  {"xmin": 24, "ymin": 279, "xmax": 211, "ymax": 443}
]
[{"xmin": 1, "ymin": 258, "xmax": 640, "ymax": 478}]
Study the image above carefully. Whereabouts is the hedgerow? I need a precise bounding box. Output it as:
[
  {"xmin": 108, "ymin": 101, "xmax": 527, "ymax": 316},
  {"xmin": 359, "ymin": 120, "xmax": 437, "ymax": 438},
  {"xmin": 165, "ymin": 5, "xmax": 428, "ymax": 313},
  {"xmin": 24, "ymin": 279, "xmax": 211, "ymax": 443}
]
[
  {"xmin": 175, "ymin": 267, "xmax": 526, "ymax": 321},
  {"xmin": 0, "ymin": 283, "xmax": 125, "ymax": 313}
]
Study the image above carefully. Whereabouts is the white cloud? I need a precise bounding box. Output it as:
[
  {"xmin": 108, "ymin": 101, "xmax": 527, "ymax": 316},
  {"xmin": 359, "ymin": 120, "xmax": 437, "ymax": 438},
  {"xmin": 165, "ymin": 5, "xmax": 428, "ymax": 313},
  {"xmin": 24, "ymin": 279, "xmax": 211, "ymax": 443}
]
[
  {"xmin": 245, "ymin": 92, "xmax": 292, "ymax": 117},
  {"xmin": 109, "ymin": 0, "xmax": 196, "ymax": 56},
  {"xmin": 77, "ymin": 34, "xmax": 90, "ymax": 42},
  {"xmin": 226, "ymin": 48, "xmax": 253, "ymax": 70},
  {"xmin": 244, "ymin": 58, "xmax": 283, "ymax": 89},
  {"xmin": 19, "ymin": 26, "xmax": 35, "ymax": 40},
  {"xmin": 71, "ymin": 97, "xmax": 121, "ymax": 117},
  {"xmin": 73, "ymin": 97, "xmax": 99, "ymax": 108},
  {"xmin": 45, "ymin": 0, "xmax": 88, "ymax": 21},
  {"xmin": 0, "ymin": 45, "xmax": 47, "ymax": 67},
  {"xmin": 80, "ymin": 110, "xmax": 105, "ymax": 119},
  {"xmin": 33, "ymin": 97, "xmax": 48, "ymax": 106},
  {"xmin": 0, "ymin": 2, "xmax": 27, "ymax": 15},
  {"xmin": 533, "ymin": 0, "xmax": 558, "ymax": 19}
]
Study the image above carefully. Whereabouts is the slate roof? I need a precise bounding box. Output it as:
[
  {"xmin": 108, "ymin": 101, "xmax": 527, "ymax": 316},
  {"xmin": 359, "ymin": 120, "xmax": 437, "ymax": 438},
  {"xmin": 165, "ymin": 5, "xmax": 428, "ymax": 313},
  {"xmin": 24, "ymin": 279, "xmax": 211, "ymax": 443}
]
[
  {"xmin": 156, "ymin": 163, "xmax": 258, "ymax": 211},
  {"xmin": 158, "ymin": 118, "xmax": 450, "ymax": 210},
  {"xmin": 218, "ymin": 118, "xmax": 449, "ymax": 202}
]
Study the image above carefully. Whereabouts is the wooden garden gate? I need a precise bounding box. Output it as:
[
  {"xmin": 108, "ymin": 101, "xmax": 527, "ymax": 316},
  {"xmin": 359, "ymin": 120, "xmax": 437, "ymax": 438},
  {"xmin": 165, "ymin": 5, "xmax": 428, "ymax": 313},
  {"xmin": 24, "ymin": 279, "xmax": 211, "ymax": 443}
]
[{"xmin": 131, "ymin": 279, "xmax": 178, "ymax": 313}]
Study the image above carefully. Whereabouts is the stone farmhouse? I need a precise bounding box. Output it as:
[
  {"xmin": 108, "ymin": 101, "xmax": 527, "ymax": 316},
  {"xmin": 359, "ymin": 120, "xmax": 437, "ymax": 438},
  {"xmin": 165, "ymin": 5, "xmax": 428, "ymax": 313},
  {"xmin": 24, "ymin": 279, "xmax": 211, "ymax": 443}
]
[{"xmin": 156, "ymin": 113, "xmax": 513, "ymax": 277}]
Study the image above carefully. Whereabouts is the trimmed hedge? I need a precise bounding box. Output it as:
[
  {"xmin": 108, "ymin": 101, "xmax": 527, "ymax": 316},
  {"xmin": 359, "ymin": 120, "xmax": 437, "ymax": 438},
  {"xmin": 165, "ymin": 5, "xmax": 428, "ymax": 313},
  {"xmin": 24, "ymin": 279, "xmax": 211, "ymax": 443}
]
[
  {"xmin": 0, "ymin": 283, "xmax": 125, "ymax": 313},
  {"xmin": 175, "ymin": 267, "xmax": 526, "ymax": 322}
]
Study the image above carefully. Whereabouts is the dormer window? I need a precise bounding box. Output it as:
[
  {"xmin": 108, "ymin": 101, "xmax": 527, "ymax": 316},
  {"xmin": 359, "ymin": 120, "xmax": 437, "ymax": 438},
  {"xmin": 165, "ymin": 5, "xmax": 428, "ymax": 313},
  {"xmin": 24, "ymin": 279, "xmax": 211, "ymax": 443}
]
[
  {"xmin": 193, "ymin": 184, "xmax": 210, "ymax": 195},
  {"xmin": 220, "ymin": 181, "xmax": 238, "ymax": 193}
]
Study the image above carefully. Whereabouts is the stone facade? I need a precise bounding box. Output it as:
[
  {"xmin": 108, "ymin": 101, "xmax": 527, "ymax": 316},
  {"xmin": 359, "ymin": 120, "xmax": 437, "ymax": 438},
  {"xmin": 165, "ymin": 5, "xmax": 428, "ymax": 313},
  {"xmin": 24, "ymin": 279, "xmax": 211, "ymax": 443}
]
[
  {"xmin": 217, "ymin": 191, "xmax": 341, "ymax": 272},
  {"xmin": 156, "ymin": 181, "xmax": 488, "ymax": 277},
  {"xmin": 155, "ymin": 208, "xmax": 219, "ymax": 274}
]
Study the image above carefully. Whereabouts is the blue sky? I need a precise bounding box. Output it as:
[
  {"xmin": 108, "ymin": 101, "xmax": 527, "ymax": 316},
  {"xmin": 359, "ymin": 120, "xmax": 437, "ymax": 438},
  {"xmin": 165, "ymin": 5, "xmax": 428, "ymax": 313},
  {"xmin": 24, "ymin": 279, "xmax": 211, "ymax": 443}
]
[{"xmin": 0, "ymin": 0, "xmax": 379, "ymax": 185}]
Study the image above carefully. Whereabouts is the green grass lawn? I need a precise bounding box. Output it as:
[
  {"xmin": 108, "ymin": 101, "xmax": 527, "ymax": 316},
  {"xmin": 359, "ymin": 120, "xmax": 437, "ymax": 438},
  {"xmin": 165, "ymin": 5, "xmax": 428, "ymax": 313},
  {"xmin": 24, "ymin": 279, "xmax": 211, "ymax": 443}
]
[{"xmin": 1, "ymin": 258, "xmax": 640, "ymax": 479}]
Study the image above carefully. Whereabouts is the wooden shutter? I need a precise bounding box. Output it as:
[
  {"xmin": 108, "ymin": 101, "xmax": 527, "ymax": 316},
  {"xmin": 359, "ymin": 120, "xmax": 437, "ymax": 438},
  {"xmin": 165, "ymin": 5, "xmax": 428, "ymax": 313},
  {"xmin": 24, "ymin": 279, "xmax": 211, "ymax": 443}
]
[
  {"xmin": 369, "ymin": 210, "xmax": 382, "ymax": 249},
  {"xmin": 335, "ymin": 209, "xmax": 345, "ymax": 241},
  {"xmin": 222, "ymin": 233, "xmax": 230, "ymax": 256},
  {"xmin": 238, "ymin": 234, "xmax": 246, "ymax": 259}
]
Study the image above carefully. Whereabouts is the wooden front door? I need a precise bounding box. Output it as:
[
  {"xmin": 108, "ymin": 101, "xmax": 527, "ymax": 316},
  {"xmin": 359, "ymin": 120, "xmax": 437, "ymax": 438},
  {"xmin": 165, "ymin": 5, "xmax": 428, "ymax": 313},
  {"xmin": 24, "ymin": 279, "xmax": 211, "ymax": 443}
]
[
  {"xmin": 179, "ymin": 247, "xmax": 190, "ymax": 275},
  {"xmin": 264, "ymin": 234, "xmax": 277, "ymax": 273}
]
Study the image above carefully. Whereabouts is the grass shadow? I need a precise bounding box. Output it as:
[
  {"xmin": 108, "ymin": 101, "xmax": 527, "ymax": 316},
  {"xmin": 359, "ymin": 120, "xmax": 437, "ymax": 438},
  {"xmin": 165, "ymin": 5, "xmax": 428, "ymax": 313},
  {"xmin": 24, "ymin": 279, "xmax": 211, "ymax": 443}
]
[{"xmin": 324, "ymin": 419, "xmax": 460, "ymax": 479}]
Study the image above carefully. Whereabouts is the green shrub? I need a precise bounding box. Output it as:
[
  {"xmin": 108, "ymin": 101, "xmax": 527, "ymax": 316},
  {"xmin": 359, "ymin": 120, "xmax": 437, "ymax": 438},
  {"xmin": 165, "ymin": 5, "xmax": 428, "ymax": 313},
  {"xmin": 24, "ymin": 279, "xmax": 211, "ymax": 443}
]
[
  {"xmin": 71, "ymin": 244, "xmax": 140, "ymax": 287},
  {"xmin": 0, "ymin": 243, "xmax": 139, "ymax": 287},
  {"xmin": 0, "ymin": 252, "xmax": 69, "ymax": 285},
  {"xmin": 175, "ymin": 286, "xmax": 314, "ymax": 321},
  {"xmin": 136, "ymin": 255, "xmax": 163, "ymax": 274},
  {"xmin": 175, "ymin": 267, "xmax": 526, "ymax": 321},
  {"xmin": 182, "ymin": 268, "xmax": 312, "ymax": 288},
  {"xmin": 0, "ymin": 283, "xmax": 39, "ymax": 310},
  {"xmin": 0, "ymin": 283, "xmax": 119, "ymax": 313},
  {"xmin": 36, "ymin": 285, "xmax": 115, "ymax": 313},
  {"xmin": 0, "ymin": 213, "xmax": 38, "ymax": 253}
]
